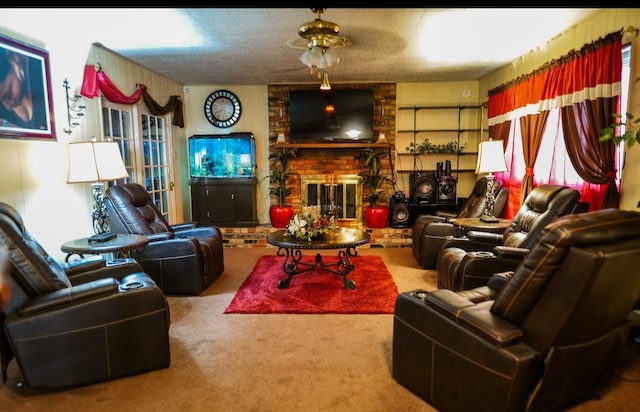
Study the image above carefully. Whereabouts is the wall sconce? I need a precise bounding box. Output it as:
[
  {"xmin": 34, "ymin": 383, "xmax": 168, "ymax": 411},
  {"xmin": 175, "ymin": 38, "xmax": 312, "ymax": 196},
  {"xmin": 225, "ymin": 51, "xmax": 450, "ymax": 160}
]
[
  {"xmin": 475, "ymin": 139, "xmax": 508, "ymax": 222},
  {"xmin": 67, "ymin": 139, "xmax": 129, "ymax": 234},
  {"xmin": 63, "ymin": 78, "xmax": 86, "ymax": 135}
]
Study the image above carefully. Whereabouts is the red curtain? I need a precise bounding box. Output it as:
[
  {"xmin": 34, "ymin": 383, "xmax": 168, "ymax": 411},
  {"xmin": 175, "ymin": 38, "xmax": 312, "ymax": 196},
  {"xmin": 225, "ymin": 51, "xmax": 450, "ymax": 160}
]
[
  {"xmin": 81, "ymin": 64, "xmax": 145, "ymax": 103},
  {"xmin": 488, "ymin": 31, "xmax": 623, "ymax": 215},
  {"xmin": 81, "ymin": 64, "xmax": 184, "ymax": 128}
]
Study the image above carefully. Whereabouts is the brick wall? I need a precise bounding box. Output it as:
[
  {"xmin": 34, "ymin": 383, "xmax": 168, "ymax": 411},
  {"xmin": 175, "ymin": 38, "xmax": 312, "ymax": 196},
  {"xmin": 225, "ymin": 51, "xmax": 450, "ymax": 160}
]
[{"xmin": 267, "ymin": 83, "xmax": 397, "ymax": 214}]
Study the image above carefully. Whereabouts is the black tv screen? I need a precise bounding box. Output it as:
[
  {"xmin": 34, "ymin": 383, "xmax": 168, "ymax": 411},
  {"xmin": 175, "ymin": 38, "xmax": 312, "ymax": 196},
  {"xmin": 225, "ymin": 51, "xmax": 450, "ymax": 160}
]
[{"xmin": 289, "ymin": 89, "xmax": 375, "ymax": 143}]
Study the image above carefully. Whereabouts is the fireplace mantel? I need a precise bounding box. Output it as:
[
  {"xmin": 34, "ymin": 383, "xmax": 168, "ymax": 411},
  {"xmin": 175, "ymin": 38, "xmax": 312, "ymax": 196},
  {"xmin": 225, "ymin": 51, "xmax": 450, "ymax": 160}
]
[{"xmin": 275, "ymin": 142, "xmax": 391, "ymax": 149}]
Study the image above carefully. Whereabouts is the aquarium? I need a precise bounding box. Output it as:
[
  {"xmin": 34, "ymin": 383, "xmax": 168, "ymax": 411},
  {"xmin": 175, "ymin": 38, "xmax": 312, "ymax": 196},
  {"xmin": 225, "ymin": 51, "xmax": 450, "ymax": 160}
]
[{"xmin": 188, "ymin": 133, "xmax": 256, "ymax": 178}]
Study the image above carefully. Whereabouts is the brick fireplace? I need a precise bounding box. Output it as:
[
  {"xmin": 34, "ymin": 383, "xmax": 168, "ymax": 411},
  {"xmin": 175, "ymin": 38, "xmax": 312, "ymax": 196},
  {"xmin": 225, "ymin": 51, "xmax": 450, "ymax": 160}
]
[{"xmin": 267, "ymin": 83, "xmax": 397, "ymax": 224}]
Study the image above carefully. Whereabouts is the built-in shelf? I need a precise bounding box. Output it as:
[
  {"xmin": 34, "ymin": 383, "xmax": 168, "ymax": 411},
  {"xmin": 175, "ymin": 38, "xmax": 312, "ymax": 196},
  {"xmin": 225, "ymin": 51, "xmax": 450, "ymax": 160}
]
[
  {"xmin": 274, "ymin": 142, "xmax": 391, "ymax": 149},
  {"xmin": 397, "ymin": 152, "xmax": 478, "ymax": 156}
]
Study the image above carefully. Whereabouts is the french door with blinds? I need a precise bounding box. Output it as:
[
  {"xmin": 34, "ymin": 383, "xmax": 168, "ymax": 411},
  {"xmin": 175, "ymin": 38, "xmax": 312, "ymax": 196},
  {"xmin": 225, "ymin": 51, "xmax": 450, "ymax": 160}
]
[{"xmin": 101, "ymin": 101, "xmax": 176, "ymax": 223}]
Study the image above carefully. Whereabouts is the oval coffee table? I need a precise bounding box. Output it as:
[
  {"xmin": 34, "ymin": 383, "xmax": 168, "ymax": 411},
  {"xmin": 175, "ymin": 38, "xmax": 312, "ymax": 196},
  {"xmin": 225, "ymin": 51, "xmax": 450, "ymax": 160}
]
[{"xmin": 266, "ymin": 227, "xmax": 371, "ymax": 290}]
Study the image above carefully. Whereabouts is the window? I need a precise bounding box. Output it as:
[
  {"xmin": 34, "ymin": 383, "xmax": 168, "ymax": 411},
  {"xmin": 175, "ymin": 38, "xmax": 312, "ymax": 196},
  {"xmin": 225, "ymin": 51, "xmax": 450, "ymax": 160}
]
[
  {"xmin": 101, "ymin": 100, "xmax": 175, "ymax": 223},
  {"xmin": 500, "ymin": 42, "xmax": 630, "ymax": 212}
]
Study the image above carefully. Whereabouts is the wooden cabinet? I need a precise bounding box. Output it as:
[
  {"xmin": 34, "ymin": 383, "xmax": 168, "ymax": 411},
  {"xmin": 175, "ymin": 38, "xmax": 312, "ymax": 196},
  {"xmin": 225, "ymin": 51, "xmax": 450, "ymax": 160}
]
[{"xmin": 190, "ymin": 178, "xmax": 258, "ymax": 227}]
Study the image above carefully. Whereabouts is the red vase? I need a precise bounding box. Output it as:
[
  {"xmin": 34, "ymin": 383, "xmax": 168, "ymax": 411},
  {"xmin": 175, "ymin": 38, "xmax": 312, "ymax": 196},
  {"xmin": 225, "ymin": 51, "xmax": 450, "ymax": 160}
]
[
  {"xmin": 270, "ymin": 205, "xmax": 294, "ymax": 228},
  {"xmin": 364, "ymin": 206, "xmax": 390, "ymax": 229}
]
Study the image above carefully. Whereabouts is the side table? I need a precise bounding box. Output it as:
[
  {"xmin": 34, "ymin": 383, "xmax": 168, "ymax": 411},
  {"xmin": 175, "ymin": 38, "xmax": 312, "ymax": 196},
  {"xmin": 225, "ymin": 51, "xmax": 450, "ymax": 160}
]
[
  {"xmin": 452, "ymin": 217, "xmax": 511, "ymax": 235},
  {"xmin": 61, "ymin": 234, "xmax": 149, "ymax": 262}
]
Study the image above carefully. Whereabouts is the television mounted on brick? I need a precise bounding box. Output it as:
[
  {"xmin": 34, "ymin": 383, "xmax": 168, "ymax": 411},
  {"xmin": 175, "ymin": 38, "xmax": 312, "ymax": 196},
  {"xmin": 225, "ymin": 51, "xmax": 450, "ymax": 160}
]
[{"xmin": 289, "ymin": 88, "xmax": 375, "ymax": 143}]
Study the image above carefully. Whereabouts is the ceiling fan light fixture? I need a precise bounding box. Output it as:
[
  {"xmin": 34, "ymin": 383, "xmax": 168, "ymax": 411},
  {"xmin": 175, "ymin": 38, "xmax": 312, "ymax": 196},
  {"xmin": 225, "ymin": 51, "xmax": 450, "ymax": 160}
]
[
  {"xmin": 299, "ymin": 45, "xmax": 340, "ymax": 70},
  {"xmin": 298, "ymin": 8, "xmax": 340, "ymax": 40},
  {"xmin": 297, "ymin": 8, "xmax": 348, "ymax": 72},
  {"xmin": 320, "ymin": 70, "xmax": 331, "ymax": 91}
]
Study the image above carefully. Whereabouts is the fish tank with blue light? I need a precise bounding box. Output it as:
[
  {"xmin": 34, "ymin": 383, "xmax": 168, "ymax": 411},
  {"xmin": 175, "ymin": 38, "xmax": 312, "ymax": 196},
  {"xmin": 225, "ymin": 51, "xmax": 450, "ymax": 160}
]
[{"xmin": 188, "ymin": 133, "xmax": 256, "ymax": 178}]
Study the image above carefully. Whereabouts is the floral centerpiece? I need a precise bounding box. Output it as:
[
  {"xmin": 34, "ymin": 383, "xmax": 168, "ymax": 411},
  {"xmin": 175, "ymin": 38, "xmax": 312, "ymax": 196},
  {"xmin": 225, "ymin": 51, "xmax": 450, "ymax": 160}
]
[{"xmin": 285, "ymin": 207, "xmax": 337, "ymax": 241}]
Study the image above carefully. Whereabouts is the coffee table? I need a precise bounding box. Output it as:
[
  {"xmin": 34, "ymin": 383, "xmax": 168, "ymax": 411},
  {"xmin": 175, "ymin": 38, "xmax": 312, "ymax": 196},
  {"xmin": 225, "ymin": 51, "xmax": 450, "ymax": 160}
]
[{"xmin": 266, "ymin": 227, "xmax": 371, "ymax": 290}]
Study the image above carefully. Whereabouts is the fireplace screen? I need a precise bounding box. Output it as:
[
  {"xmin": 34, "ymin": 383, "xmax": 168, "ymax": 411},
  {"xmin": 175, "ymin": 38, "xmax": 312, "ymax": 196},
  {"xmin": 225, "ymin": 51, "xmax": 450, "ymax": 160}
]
[{"xmin": 301, "ymin": 175, "xmax": 362, "ymax": 221}]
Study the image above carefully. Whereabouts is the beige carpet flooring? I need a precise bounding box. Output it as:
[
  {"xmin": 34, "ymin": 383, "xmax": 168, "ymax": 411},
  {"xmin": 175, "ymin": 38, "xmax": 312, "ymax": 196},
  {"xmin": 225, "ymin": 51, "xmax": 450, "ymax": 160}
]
[{"xmin": 0, "ymin": 247, "xmax": 638, "ymax": 411}]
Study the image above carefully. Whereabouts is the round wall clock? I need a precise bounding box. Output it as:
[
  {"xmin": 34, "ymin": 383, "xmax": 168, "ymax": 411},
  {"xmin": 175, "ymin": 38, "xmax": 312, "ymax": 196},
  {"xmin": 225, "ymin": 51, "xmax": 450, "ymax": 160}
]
[{"xmin": 204, "ymin": 89, "xmax": 242, "ymax": 128}]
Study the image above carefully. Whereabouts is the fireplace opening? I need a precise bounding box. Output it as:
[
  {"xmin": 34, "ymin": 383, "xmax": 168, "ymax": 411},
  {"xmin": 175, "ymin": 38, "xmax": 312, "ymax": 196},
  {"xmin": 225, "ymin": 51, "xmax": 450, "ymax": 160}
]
[{"xmin": 301, "ymin": 175, "xmax": 362, "ymax": 222}]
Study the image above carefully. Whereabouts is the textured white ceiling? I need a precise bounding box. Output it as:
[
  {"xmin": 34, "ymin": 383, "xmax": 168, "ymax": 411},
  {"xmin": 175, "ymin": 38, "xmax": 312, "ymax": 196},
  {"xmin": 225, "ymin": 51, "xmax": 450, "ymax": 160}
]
[{"xmin": 5, "ymin": 8, "xmax": 601, "ymax": 85}]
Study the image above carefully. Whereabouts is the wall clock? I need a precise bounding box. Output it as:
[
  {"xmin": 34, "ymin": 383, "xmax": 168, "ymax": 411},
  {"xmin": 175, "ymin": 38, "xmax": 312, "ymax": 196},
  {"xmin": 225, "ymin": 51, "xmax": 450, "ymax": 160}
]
[{"xmin": 204, "ymin": 89, "xmax": 242, "ymax": 128}]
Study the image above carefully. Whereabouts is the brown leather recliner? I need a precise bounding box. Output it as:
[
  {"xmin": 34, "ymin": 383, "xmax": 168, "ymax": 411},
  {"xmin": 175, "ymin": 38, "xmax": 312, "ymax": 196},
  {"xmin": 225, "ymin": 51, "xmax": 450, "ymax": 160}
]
[
  {"xmin": 0, "ymin": 202, "xmax": 170, "ymax": 391},
  {"xmin": 394, "ymin": 208, "xmax": 640, "ymax": 412},
  {"xmin": 412, "ymin": 177, "xmax": 509, "ymax": 268},
  {"xmin": 436, "ymin": 184, "xmax": 580, "ymax": 291},
  {"xmin": 105, "ymin": 183, "xmax": 224, "ymax": 296}
]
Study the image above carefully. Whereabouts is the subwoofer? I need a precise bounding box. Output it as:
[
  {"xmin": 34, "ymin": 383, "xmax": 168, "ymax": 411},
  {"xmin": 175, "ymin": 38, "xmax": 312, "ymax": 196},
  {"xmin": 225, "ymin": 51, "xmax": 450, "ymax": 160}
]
[
  {"xmin": 410, "ymin": 173, "xmax": 437, "ymax": 205},
  {"xmin": 390, "ymin": 192, "xmax": 410, "ymax": 228}
]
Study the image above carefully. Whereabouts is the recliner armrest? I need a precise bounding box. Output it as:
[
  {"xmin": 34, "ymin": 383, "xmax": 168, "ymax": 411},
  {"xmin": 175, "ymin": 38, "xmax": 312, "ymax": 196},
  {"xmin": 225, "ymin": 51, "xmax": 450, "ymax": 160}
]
[
  {"xmin": 171, "ymin": 222, "xmax": 197, "ymax": 231},
  {"xmin": 423, "ymin": 222, "xmax": 455, "ymax": 237},
  {"xmin": 414, "ymin": 215, "xmax": 447, "ymax": 226},
  {"xmin": 493, "ymin": 246, "xmax": 529, "ymax": 259},
  {"xmin": 136, "ymin": 236, "xmax": 201, "ymax": 257},
  {"xmin": 435, "ymin": 210, "xmax": 457, "ymax": 220},
  {"xmin": 19, "ymin": 278, "xmax": 119, "ymax": 315},
  {"xmin": 467, "ymin": 230, "xmax": 504, "ymax": 244},
  {"xmin": 457, "ymin": 252, "xmax": 524, "ymax": 290},
  {"xmin": 487, "ymin": 271, "xmax": 514, "ymax": 291},
  {"xmin": 147, "ymin": 232, "xmax": 175, "ymax": 241},
  {"xmin": 176, "ymin": 226, "xmax": 220, "ymax": 239},
  {"xmin": 67, "ymin": 259, "xmax": 144, "ymax": 285},
  {"xmin": 424, "ymin": 289, "xmax": 524, "ymax": 346},
  {"xmin": 63, "ymin": 255, "xmax": 105, "ymax": 276}
]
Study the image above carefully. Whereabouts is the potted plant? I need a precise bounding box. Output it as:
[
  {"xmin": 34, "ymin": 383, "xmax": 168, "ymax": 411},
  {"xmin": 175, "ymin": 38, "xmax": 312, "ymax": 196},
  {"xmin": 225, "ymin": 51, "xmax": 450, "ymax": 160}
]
[
  {"xmin": 267, "ymin": 148, "xmax": 298, "ymax": 228},
  {"xmin": 600, "ymin": 76, "xmax": 640, "ymax": 149},
  {"xmin": 354, "ymin": 148, "xmax": 393, "ymax": 228}
]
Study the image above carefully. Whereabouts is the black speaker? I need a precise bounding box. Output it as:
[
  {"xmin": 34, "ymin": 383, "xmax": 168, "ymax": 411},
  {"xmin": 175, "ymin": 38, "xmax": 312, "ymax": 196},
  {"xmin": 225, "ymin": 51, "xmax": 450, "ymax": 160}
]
[
  {"xmin": 410, "ymin": 173, "xmax": 437, "ymax": 205},
  {"xmin": 438, "ymin": 175, "xmax": 457, "ymax": 204},
  {"xmin": 390, "ymin": 192, "xmax": 410, "ymax": 228}
]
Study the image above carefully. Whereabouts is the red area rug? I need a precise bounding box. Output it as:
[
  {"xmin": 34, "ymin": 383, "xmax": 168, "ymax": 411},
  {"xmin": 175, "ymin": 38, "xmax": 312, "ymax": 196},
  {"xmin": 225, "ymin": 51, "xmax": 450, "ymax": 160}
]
[{"xmin": 224, "ymin": 254, "xmax": 399, "ymax": 314}]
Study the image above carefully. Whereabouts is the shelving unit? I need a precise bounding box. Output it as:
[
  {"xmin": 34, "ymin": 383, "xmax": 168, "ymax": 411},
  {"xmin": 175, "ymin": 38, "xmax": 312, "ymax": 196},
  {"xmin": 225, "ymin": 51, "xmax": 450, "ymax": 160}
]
[{"xmin": 395, "ymin": 104, "xmax": 487, "ymax": 209}]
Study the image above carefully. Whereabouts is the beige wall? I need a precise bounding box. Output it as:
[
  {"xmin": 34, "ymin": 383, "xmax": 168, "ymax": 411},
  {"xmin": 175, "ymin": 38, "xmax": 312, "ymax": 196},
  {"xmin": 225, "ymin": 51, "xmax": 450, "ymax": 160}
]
[
  {"xmin": 0, "ymin": 16, "xmax": 184, "ymax": 261},
  {"xmin": 182, "ymin": 85, "xmax": 271, "ymax": 223},
  {"xmin": 394, "ymin": 81, "xmax": 482, "ymax": 198}
]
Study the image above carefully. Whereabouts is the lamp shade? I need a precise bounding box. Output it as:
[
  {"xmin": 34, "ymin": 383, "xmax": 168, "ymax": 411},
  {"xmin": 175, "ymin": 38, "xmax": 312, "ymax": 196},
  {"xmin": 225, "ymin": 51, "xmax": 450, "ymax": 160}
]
[
  {"xmin": 475, "ymin": 139, "xmax": 507, "ymax": 174},
  {"xmin": 67, "ymin": 141, "xmax": 128, "ymax": 183}
]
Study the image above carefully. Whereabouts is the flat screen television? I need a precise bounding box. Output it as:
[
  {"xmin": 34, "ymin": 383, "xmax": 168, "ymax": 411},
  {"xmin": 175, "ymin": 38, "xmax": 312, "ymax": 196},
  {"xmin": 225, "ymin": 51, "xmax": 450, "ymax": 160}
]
[{"xmin": 289, "ymin": 88, "xmax": 375, "ymax": 143}]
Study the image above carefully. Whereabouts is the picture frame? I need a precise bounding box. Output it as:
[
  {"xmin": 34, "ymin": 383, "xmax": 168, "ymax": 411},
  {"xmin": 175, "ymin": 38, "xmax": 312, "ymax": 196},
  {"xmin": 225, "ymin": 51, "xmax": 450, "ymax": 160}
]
[{"xmin": 0, "ymin": 34, "xmax": 56, "ymax": 140}]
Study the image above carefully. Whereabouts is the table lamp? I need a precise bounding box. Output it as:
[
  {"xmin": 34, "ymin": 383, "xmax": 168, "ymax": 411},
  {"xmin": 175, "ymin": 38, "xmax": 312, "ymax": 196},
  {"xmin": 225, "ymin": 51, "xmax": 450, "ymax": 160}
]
[
  {"xmin": 475, "ymin": 139, "xmax": 507, "ymax": 223},
  {"xmin": 67, "ymin": 140, "xmax": 129, "ymax": 234}
]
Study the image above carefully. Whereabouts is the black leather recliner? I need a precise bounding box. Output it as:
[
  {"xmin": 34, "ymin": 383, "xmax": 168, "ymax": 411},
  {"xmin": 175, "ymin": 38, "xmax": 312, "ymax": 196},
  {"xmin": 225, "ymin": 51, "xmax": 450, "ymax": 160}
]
[
  {"xmin": 412, "ymin": 177, "xmax": 509, "ymax": 268},
  {"xmin": 105, "ymin": 183, "xmax": 224, "ymax": 295},
  {"xmin": 436, "ymin": 184, "xmax": 580, "ymax": 291},
  {"xmin": 0, "ymin": 202, "xmax": 170, "ymax": 391},
  {"xmin": 394, "ymin": 208, "xmax": 640, "ymax": 411}
]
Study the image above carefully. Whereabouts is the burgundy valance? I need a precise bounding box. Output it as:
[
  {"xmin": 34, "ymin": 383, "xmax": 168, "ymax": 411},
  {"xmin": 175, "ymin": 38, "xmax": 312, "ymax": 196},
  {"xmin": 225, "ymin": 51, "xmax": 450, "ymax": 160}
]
[{"xmin": 81, "ymin": 64, "xmax": 183, "ymax": 128}]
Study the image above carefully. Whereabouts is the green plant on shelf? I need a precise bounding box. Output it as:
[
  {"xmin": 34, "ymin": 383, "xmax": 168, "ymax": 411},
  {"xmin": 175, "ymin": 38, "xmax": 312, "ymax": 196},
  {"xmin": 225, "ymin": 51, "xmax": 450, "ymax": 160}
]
[{"xmin": 406, "ymin": 138, "xmax": 466, "ymax": 154}]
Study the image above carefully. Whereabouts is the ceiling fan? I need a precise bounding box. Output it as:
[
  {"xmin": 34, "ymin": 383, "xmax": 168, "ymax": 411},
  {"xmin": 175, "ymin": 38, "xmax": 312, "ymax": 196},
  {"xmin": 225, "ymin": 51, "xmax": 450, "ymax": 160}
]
[{"xmin": 288, "ymin": 8, "xmax": 351, "ymax": 71}]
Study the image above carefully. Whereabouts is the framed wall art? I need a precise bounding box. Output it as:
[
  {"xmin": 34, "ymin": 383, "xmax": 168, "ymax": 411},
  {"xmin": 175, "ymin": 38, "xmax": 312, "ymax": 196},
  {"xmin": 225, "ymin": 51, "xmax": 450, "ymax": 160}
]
[{"xmin": 0, "ymin": 34, "xmax": 56, "ymax": 140}]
